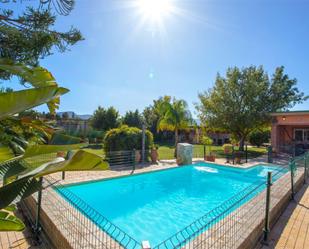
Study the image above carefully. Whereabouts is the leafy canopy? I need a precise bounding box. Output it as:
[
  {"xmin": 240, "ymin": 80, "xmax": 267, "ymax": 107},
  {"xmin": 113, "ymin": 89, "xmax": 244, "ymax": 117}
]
[
  {"xmin": 0, "ymin": 1, "xmax": 82, "ymax": 80},
  {"xmin": 156, "ymin": 96, "xmax": 192, "ymax": 133},
  {"xmin": 122, "ymin": 110, "xmax": 143, "ymax": 129},
  {"xmin": 196, "ymin": 66, "xmax": 307, "ymax": 149},
  {"xmin": 103, "ymin": 125, "xmax": 153, "ymax": 152},
  {"xmin": 90, "ymin": 106, "xmax": 120, "ymax": 132}
]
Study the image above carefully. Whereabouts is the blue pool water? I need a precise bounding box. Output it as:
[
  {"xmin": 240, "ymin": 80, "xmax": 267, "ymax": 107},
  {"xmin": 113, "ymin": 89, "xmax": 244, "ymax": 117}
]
[{"xmin": 58, "ymin": 163, "xmax": 284, "ymax": 247}]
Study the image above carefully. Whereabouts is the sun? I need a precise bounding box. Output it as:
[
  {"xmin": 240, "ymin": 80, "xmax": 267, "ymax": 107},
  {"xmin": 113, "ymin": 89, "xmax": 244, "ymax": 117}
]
[{"xmin": 136, "ymin": 0, "xmax": 174, "ymax": 22}]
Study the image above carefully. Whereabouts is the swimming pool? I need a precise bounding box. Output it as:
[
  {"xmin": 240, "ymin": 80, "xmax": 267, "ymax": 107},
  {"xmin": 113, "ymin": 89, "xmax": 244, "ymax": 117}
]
[{"xmin": 58, "ymin": 163, "xmax": 285, "ymax": 247}]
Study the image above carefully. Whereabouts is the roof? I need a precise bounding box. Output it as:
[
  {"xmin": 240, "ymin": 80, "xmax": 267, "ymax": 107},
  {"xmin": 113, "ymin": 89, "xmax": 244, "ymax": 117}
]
[{"xmin": 271, "ymin": 110, "xmax": 309, "ymax": 116}]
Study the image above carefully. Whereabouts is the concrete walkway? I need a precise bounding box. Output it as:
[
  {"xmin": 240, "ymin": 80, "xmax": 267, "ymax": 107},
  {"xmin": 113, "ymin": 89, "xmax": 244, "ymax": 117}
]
[{"xmin": 259, "ymin": 182, "xmax": 309, "ymax": 249}]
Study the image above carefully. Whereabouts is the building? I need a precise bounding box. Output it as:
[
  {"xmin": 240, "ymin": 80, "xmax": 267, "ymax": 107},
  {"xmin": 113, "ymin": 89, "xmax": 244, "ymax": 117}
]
[
  {"xmin": 56, "ymin": 118, "xmax": 90, "ymax": 135},
  {"xmin": 271, "ymin": 110, "xmax": 309, "ymax": 155}
]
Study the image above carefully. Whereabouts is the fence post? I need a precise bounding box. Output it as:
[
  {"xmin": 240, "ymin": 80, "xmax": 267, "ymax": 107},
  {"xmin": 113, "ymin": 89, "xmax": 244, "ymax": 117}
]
[
  {"xmin": 262, "ymin": 171, "xmax": 272, "ymax": 244},
  {"xmin": 245, "ymin": 144, "xmax": 248, "ymax": 163},
  {"xmin": 133, "ymin": 149, "xmax": 136, "ymax": 171},
  {"xmin": 304, "ymin": 154, "xmax": 308, "ymax": 184},
  {"xmin": 203, "ymin": 145, "xmax": 206, "ymax": 160},
  {"xmin": 289, "ymin": 160, "xmax": 295, "ymax": 200},
  {"xmin": 34, "ymin": 177, "xmax": 43, "ymax": 240},
  {"xmin": 267, "ymin": 146, "xmax": 273, "ymax": 163},
  {"xmin": 142, "ymin": 124, "xmax": 146, "ymax": 163}
]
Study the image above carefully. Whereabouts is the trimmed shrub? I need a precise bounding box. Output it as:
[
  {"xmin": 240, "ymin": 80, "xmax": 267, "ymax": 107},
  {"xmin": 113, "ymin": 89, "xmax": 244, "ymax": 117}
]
[
  {"xmin": 249, "ymin": 129, "xmax": 270, "ymax": 147},
  {"xmin": 103, "ymin": 125, "xmax": 153, "ymax": 152}
]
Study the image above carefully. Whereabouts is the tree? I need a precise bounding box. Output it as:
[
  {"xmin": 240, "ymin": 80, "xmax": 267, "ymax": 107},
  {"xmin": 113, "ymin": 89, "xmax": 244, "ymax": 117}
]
[
  {"xmin": 156, "ymin": 96, "xmax": 192, "ymax": 146},
  {"xmin": 249, "ymin": 128, "xmax": 270, "ymax": 147},
  {"xmin": 90, "ymin": 106, "xmax": 120, "ymax": 132},
  {"xmin": 103, "ymin": 125, "xmax": 154, "ymax": 152},
  {"xmin": 0, "ymin": 1, "xmax": 82, "ymax": 80},
  {"xmin": 143, "ymin": 105, "xmax": 159, "ymax": 138},
  {"xmin": 196, "ymin": 66, "xmax": 307, "ymax": 150},
  {"xmin": 122, "ymin": 109, "xmax": 143, "ymax": 128}
]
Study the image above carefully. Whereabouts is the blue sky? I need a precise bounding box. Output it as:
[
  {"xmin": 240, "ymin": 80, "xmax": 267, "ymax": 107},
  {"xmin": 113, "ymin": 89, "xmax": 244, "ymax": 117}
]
[{"xmin": 6, "ymin": 0, "xmax": 309, "ymax": 116}]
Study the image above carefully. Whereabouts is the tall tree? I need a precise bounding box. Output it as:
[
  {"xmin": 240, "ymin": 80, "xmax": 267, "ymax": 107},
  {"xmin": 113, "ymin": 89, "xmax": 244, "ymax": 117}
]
[
  {"xmin": 196, "ymin": 66, "xmax": 307, "ymax": 150},
  {"xmin": 0, "ymin": 0, "xmax": 82, "ymax": 80},
  {"xmin": 90, "ymin": 106, "xmax": 120, "ymax": 132},
  {"xmin": 143, "ymin": 105, "xmax": 159, "ymax": 137},
  {"xmin": 122, "ymin": 109, "xmax": 143, "ymax": 128},
  {"xmin": 156, "ymin": 96, "xmax": 192, "ymax": 146}
]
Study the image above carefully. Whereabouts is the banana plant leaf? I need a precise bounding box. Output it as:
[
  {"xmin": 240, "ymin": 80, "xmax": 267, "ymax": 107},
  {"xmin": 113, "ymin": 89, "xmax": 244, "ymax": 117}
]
[
  {"xmin": 0, "ymin": 59, "xmax": 67, "ymax": 115},
  {"xmin": 0, "ymin": 59, "xmax": 57, "ymax": 88},
  {"xmin": 0, "ymin": 158, "xmax": 27, "ymax": 184},
  {"xmin": 0, "ymin": 146, "xmax": 14, "ymax": 163},
  {"xmin": 0, "ymin": 210, "xmax": 25, "ymax": 231},
  {"xmin": 0, "ymin": 86, "xmax": 69, "ymax": 120},
  {"xmin": 22, "ymin": 144, "xmax": 86, "ymax": 159},
  {"xmin": 0, "ymin": 151, "xmax": 109, "ymax": 209}
]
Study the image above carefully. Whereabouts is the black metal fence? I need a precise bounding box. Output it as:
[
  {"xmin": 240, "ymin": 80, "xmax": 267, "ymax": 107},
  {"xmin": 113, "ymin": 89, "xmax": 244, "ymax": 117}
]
[
  {"xmin": 2, "ymin": 151, "xmax": 309, "ymax": 249},
  {"xmin": 105, "ymin": 150, "xmax": 136, "ymax": 170},
  {"xmin": 152, "ymin": 152, "xmax": 309, "ymax": 249},
  {"xmin": 20, "ymin": 175, "xmax": 141, "ymax": 249}
]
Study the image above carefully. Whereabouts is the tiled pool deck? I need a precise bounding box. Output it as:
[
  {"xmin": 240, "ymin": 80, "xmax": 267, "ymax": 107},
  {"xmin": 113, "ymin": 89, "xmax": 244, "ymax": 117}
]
[{"xmin": 1, "ymin": 155, "xmax": 308, "ymax": 249}]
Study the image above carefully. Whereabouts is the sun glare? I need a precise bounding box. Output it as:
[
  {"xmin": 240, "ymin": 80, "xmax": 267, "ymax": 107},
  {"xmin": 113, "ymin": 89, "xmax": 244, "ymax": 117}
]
[{"xmin": 136, "ymin": 0, "xmax": 174, "ymax": 22}]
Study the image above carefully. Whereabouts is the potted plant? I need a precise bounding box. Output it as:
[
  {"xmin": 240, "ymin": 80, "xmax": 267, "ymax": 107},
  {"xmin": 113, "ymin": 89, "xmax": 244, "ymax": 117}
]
[
  {"xmin": 234, "ymin": 151, "xmax": 244, "ymax": 164},
  {"xmin": 223, "ymin": 144, "xmax": 233, "ymax": 163},
  {"xmin": 202, "ymin": 136, "xmax": 215, "ymax": 162},
  {"xmin": 135, "ymin": 150, "xmax": 141, "ymax": 163},
  {"xmin": 56, "ymin": 151, "xmax": 65, "ymax": 158},
  {"xmin": 150, "ymin": 146, "xmax": 159, "ymax": 163}
]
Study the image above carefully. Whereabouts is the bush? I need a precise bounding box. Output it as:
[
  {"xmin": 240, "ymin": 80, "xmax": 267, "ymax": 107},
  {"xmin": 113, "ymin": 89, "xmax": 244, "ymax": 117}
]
[
  {"xmin": 249, "ymin": 129, "xmax": 270, "ymax": 147},
  {"xmin": 222, "ymin": 143, "xmax": 233, "ymax": 154},
  {"xmin": 103, "ymin": 125, "xmax": 154, "ymax": 152},
  {"xmin": 201, "ymin": 135, "xmax": 213, "ymax": 145}
]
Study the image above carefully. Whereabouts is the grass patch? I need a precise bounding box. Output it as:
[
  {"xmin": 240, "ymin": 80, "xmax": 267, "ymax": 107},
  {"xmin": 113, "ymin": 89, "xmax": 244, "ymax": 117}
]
[{"xmin": 157, "ymin": 142, "xmax": 266, "ymax": 160}]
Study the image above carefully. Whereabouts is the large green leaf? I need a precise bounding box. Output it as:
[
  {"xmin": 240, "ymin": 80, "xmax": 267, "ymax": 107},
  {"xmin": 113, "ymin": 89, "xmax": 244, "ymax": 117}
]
[
  {"xmin": 0, "ymin": 151, "xmax": 109, "ymax": 209},
  {"xmin": 0, "ymin": 146, "xmax": 14, "ymax": 163},
  {"xmin": 0, "ymin": 59, "xmax": 68, "ymax": 115},
  {"xmin": 0, "ymin": 59, "xmax": 57, "ymax": 88},
  {"xmin": 50, "ymin": 133, "xmax": 82, "ymax": 145},
  {"xmin": 0, "ymin": 210, "xmax": 25, "ymax": 231},
  {"xmin": 0, "ymin": 86, "xmax": 69, "ymax": 120},
  {"xmin": 23, "ymin": 144, "xmax": 86, "ymax": 159}
]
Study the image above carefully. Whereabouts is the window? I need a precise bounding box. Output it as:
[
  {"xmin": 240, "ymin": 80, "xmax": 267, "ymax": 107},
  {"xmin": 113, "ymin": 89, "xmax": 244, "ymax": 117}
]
[
  {"xmin": 305, "ymin": 130, "xmax": 309, "ymax": 142},
  {"xmin": 294, "ymin": 129, "xmax": 304, "ymax": 141}
]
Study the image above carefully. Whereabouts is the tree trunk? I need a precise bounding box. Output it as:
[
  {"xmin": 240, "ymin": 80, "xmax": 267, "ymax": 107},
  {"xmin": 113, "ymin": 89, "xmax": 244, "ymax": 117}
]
[
  {"xmin": 174, "ymin": 129, "xmax": 179, "ymax": 158},
  {"xmin": 239, "ymin": 136, "xmax": 245, "ymax": 151},
  {"xmin": 175, "ymin": 129, "xmax": 179, "ymax": 147}
]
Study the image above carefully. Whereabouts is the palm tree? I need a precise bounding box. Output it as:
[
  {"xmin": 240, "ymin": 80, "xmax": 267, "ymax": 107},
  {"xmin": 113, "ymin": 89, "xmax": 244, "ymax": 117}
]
[{"xmin": 156, "ymin": 97, "xmax": 192, "ymax": 147}]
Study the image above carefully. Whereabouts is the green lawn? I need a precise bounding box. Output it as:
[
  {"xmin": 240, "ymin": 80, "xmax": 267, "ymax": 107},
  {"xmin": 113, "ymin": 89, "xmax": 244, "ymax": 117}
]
[
  {"xmin": 25, "ymin": 143, "xmax": 266, "ymax": 164},
  {"xmin": 157, "ymin": 143, "xmax": 267, "ymax": 160}
]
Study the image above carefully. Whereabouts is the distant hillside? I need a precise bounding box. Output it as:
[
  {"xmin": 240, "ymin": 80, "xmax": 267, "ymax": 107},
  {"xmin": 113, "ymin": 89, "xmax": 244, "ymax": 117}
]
[{"xmin": 57, "ymin": 111, "xmax": 92, "ymax": 120}]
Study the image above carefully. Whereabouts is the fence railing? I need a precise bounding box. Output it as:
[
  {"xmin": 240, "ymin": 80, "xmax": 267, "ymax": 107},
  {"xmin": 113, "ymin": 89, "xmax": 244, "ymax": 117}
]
[
  {"xmin": 3, "ymin": 150, "xmax": 309, "ymax": 249},
  {"xmin": 21, "ymin": 175, "xmax": 142, "ymax": 249},
  {"xmin": 192, "ymin": 145, "xmax": 251, "ymax": 164},
  {"xmin": 152, "ymin": 152, "xmax": 309, "ymax": 249},
  {"xmin": 105, "ymin": 150, "xmax": 136, "ymax": 170}
]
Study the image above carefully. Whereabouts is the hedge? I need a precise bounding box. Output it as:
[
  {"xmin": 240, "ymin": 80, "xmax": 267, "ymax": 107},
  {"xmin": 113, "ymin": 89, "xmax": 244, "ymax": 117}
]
[{"xmin": 103, "ymin": 125, "xmax": 153, "ymax": 152}]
